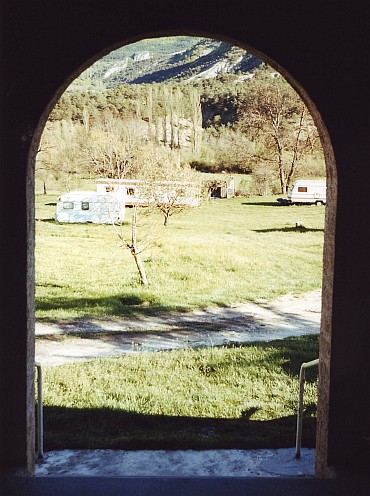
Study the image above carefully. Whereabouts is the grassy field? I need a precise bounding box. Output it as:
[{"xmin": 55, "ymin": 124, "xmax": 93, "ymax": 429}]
[
  {"xmin": 41, "ymin": 335, "xmax": 319, "ymax": 450},
  {"xmin": 35, "ymin": 193, "xmax": 325, "ymax": 322},
  {"xmin": 36, "ymin": 190, "xmax": 323, "ymax": 450}
]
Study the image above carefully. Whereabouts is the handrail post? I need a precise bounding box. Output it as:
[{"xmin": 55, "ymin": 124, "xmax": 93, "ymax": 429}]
[
  {"xmin": 35, "ymin": 362, "xmax": 43, "ymax": 460},
  {"xmin": 295, "ymin": 358, "xmax": 319, "ymax": 459}
]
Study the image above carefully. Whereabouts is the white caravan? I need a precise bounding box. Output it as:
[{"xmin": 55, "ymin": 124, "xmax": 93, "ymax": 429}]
[
  {"xmin": 287, "ymin": 180, "xmax": 326, "ymax": 205},
  {"xmin": 96, "ymin": 178, "xmax": 200, "ymax": 207},
  {"xmin": 55, "ymin": 191, "xmax": 125, "ymax": 224}
]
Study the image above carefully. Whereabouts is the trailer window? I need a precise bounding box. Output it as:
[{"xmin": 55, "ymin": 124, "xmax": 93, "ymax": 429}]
[
  {"xmin": 63, "ymin": 202, "xmax": 74, "ymax": 209},
  {"xmin": 298, "ymin": 186, "xmax": 307, "ymax": 192},
  {"xmin": 81, "ymin": 202, "xmax": 90, "ymax": 210}
]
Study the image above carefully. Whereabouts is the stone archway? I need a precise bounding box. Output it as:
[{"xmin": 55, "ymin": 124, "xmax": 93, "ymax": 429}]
[
  {"xmin": 26, "ymin": 32, "xmax": 336, "ymax": 476},
  {"xmin": 2, "ymin": 3, "xmax": 370, "ymax": 487}
]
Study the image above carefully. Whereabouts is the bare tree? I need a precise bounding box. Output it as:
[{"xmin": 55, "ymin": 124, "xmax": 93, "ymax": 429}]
[
  {"xmin": 139, "ymin": 152, "xmax": 201, "ymax": 226},
  {"xmin": 35, "ymin": 127, "xmax": 55, "ymax": 194},
  {"xmin": 36, "ymin": 120, "xmax": 85, "ymax": 192},
  {"xmin": 150, "ymin": 177, "xmax": 200, "ymax": 226},
  {"xmin": 146, "ymin": 85, "xmax": 154, "ymax": 142},
  {"xmin": 82, "ymin": 115, "xmax": 149, "ymax": 179},
  {"xmin": 190, "ymin": 88, "xmax": 203, "ymax": 156},
  {"xmin": 112, "ymin": 205, "xmax": 157, "ymax": 285},
  {"xmin": 238, "ymin": 76, "xmax": 321, "ymax": 193}
]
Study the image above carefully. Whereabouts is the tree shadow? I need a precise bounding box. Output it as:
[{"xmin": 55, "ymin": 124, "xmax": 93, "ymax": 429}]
[
  {"xmin": 253, "ymin": 227, "xmax": 324, "ymax": 233},
  {"xmin": 36, "ymin": 294, "xmax": 189, "ymax": 321},
  {"xmin": 241, "ymin": 201, "xmax": 280, "ymax": 207},
  {"xmin": 252, "ymin": 335, "xmax": 319, "ymax": 380},
  {"xmin": 38, "ymin": 335, "xmax": 319, "ymax": 451},
  {"xmin": 41, "ymin": 405, "xmax": 316, "ymax": 451},
  {"xmin": 36, "ymin": 292, "xmax": 320, "ymax": 364},
  {"xmin": 198, "ymin": 336, "xmax": 319, "ymax": 382}
]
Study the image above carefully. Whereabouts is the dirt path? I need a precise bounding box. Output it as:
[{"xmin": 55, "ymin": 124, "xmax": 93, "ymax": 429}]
[{"xmin": 36, "ymin": 290, "xmax": 321, "ymax": 366}]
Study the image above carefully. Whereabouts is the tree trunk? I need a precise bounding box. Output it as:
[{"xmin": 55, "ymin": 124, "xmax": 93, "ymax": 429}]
[
  {"xmin": 147, "ymin": 86, "xmax": 153, "ymax": 141},
  {"xmin": 286, "ymin": 107, "xmax": 306, "ymax": 192},
  {"xmin": 133, "ymin": 252, "xmax": 148, "ymax": 285},
  {"xmin": 191, "ymin": 89, "xmax": 202, "ymax": 156},
  {"xmin": 276, "ymin": 140, "xmax": 286, "ymax": 193},
  {"xmin": 131, "ymin": 206, "xmax": 148, "ymax": 285}
]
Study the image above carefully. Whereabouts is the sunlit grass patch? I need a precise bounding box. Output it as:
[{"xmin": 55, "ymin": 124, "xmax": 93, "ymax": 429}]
[
  {"xmin": 41, "ymin": 335, "xmax": 319, "ymax": 450},
  {"xmin": 36, "ymin": 194, "xmax": 324, "ymax": 321}
]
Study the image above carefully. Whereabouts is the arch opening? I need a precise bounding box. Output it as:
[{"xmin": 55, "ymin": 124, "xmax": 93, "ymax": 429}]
[{"xmin": 29, "ymin": 32, "xmax": 336, "ymax": 475}]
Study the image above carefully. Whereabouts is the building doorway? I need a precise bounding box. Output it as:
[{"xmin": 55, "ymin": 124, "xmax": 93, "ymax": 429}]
[{"xmin": 28, "ymin": 33, "xmax": 336, "ymax": 474}]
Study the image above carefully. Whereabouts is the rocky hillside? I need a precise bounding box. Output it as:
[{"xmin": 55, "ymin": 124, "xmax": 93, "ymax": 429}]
[{"xmin": 72, "ymin": 37, "xmax": 262, "ymax": 90}]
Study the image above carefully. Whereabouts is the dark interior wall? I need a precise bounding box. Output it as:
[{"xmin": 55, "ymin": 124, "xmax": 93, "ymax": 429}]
[{"xmin": 0, "ymin": 0, "xmax": 369, "ymax": 475}]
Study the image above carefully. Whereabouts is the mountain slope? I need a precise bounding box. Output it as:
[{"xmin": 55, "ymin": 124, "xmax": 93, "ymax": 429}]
[{"xmin": 72, "ymin": 37, "xmax": 262, "ymax": 90}]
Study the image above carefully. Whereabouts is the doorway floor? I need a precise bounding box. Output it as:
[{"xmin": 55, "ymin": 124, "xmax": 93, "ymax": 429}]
[{"xmin": 35, "ymin": 448, "xmax": 315, "ymax": 477}]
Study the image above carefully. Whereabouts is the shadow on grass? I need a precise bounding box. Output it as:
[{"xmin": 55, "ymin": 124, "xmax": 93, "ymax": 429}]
[
  {"xmin": 36, "ymin": 294, "xmax": 190, "ymax": 320},
  {"xmin": 241, "ymin": 201, "xmax": 280, "ymax": 207},
  {"xmin": 41, "ymin": 405, "xmax": 317, "ymax": 451},
  {"xmin": 39, "ymin": 336, "xmax": 319, "ymax": 451},
  {"xmin": 253, "ymin": 227, "xmax": 324, "ymax": 233},
  {"xmin": 211, "ymin": 336, "xmax": 319, "ymax": 382},
  {"xmin": 255, "ymin": 335, "xmax": 319, "ymax": 381}
]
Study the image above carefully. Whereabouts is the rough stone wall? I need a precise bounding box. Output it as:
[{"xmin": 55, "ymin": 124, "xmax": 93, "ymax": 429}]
[{"xmin": 0, "ymin": 0, "xmax": 369, "ymax": 477}]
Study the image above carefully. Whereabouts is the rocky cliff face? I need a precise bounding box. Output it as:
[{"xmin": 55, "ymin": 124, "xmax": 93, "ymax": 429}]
[
  {"xmin": 76, "ymin": 37, "xmax": 261, "ymax": 89},
  {"xmin": 131, "ymin": 51, "xmax": 151, "ymax": 62}
]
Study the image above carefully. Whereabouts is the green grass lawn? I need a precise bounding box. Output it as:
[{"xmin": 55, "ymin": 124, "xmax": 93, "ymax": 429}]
[
  {"xmin": 40, "ymin": 335, "xmax": 319, "ymax": 450},
  {"xmin": 35, "ymin": 190, "xmax": 323, "ymax": 450},
  {"xmin": 35, "ymin": 193, "xmax": 325, "ymax": 322}
]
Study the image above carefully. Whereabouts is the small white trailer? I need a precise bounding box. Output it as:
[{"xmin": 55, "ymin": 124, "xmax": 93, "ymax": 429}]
[
  {"xmin": 96, "ymin": 178, "xmax": 201, "ymax": 207},
  {"xmin": 278, "ymin": 180, "xmax": 326, "ymax": 205},
  {"xmin": 55, "ymin": 191, "xmax": 125, "ymax": 224}
]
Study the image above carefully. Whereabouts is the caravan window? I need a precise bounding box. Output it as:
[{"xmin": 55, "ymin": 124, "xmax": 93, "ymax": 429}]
[
  {"xmin": 81, "ymin": 202, "xmax": 90, "ymax": 210},
  {"xmin": 298, "ymin": 186, "xmax": 308, "ymax": 192},
  {"xmin": 63, "ymin": 202, "xmax": 74, "ymax": 209}
]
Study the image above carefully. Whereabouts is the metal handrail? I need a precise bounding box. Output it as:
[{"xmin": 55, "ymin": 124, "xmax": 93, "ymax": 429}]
[
  {"xmin": 33, "ymin": 357, "xmax": 317, "ymax": 461},
  {"xmin": 35, "ymin": 361, "xmax": 43, "ymax": 460},
  {"xmin": 295, "ymin": 358, "xmax": 319, "ymax": 459}
]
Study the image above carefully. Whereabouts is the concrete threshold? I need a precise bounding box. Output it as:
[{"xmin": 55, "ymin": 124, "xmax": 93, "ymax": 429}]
[{"xmin": 35, "ymin": 448, "xmax": 315, "ymax": 478}]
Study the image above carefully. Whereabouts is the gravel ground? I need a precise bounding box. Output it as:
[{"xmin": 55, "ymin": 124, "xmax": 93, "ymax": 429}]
[
  {"xmin": 36, "ymin": 290, "xmax": 321, "ymax": 366},
  {"xmin": 34, "ymin": 291, "xmax": 320, "ymax": 477}
]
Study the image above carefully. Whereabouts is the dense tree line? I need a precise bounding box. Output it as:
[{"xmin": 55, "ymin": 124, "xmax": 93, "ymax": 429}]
[{"xmin": 40, "ymin": 65, "xmax": 325, "ymax": 195}]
